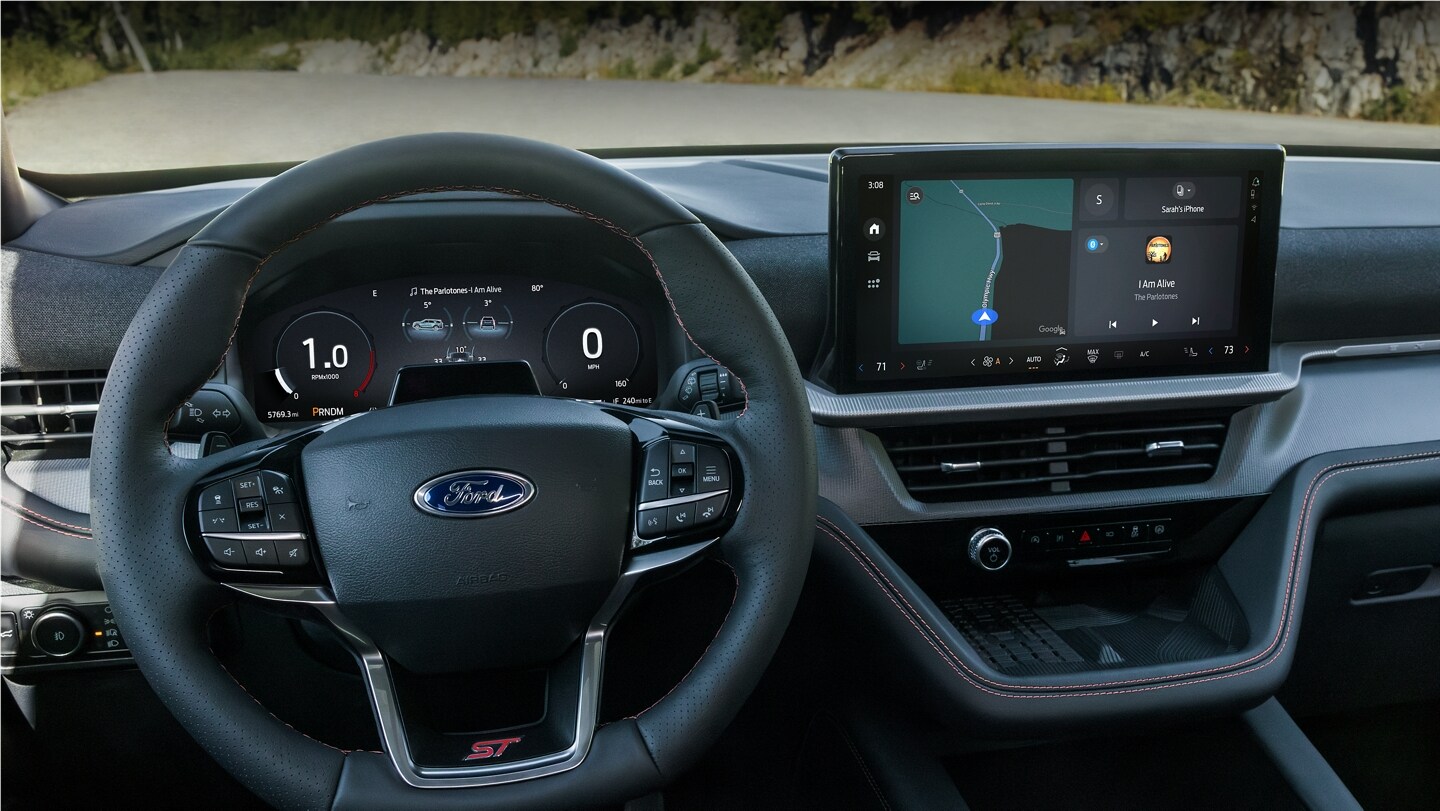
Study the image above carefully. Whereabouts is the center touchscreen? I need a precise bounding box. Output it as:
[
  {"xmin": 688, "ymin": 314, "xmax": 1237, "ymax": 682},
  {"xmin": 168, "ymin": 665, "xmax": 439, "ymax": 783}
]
[{"xmin": 829, "ymin": 144, "xmax": 1282, "ymax": 393}]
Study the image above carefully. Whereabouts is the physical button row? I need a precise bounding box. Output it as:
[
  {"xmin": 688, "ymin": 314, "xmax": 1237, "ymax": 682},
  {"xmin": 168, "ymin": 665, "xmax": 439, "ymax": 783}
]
[{"xmin": 202, "ymin": 532, "xmax": 311, "ymax": 569}]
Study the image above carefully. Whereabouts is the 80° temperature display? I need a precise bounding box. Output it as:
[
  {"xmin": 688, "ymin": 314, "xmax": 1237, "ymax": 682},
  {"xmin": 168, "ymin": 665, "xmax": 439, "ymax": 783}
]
[{"xmin": 249, "ymin": 274, "xmax": 658, "ymax": 422}]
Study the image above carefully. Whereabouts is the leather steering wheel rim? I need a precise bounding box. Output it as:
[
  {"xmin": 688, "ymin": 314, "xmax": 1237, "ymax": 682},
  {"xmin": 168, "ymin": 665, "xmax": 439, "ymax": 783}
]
[{"xmin": 91, "ymin": 133, "xmax": 817, "ymax": 809}]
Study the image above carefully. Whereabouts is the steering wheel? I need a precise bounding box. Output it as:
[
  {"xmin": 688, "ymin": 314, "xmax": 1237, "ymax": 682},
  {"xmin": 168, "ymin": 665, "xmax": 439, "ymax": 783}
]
[{"xmin": 90, "ymin": 133, "xmax": 816, "ymax": 809}]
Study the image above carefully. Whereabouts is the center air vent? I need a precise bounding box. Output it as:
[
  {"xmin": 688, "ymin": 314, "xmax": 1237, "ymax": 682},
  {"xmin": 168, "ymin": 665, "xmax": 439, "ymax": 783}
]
[
  {"xmin": 1, "ymin": 370, "xmax": 106, "ymax": 446},
  {"xmin": 876, "ymin": 411, "xmax": 1231, "ymax": 503}
]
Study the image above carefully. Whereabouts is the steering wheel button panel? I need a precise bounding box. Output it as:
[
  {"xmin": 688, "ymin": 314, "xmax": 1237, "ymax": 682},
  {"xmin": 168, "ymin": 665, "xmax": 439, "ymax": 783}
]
[{"xmin": 191, "ymin": 467, "xmax": 313, "ymax": 574}]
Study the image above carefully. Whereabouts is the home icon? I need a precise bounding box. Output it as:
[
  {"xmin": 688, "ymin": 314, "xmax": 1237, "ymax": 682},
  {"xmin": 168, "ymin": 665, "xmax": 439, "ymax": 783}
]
[{"xmin": 863, "ymin": 218, "xmax": 886, "ymax": 241}]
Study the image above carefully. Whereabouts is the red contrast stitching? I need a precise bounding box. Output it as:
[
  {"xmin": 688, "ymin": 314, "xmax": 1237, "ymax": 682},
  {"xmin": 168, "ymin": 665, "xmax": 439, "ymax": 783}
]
[
  {"xmin": 165, "ymin": 184, "xmax": 749, "ymax": 442},
  {"xmin": 831, "ymin": 719, "xmax": 891, "ymax": 811},
  {"xmin": 5, "ymin": 507, "xmax": 92, "ymax": 540},
  {"xmin": 819, "ymin": 449, "xmax": 1440, "ymax": 698},
  {"xmin": 2, "ymin": 500, "xmax": 92, "ymax": 533},
  {"xmin": 629, "ymin": 559, "xmax": 740, "ymax": 719}
]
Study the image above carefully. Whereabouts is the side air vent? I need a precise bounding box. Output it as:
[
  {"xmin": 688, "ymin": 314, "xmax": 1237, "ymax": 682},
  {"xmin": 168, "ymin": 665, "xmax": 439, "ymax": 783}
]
[
  {"xmin": 1, "ymin": 370, "xmax": 106, "ymax": 445},
  {"xmin": 876, "ymin": 411, "xmax": 1231, "ymax": 503}
]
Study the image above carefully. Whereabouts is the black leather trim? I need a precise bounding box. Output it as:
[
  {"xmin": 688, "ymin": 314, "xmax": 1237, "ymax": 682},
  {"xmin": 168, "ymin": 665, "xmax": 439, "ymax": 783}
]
[
  {"xmin": 188, "ymin": 133, "xmax": 697, "ymax": 257},
  {"xmin": 813, "ymin": 441, "xmax": 1440, "ymax": 732},
  {"xmin": 1, "ymin": 469, "xmax": 100, "ymax": 589}
]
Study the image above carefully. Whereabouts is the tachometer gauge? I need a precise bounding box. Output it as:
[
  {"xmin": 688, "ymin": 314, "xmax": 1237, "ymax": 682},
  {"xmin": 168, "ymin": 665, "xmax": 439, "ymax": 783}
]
[{"xmin": 273, "ymin": 310, "xmax": 376, "ymax": 416}]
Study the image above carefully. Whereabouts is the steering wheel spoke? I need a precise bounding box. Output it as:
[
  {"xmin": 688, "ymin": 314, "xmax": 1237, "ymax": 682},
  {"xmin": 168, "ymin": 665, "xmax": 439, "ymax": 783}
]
[{"xmin": 226, "ymin": 537, "xmax": 716, "ymax": 788}]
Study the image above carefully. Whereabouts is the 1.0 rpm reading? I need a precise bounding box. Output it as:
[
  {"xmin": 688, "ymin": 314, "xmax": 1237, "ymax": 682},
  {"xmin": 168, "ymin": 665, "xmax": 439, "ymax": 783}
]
[{"xmin": 272, "ymin": 310, "xmax": 376, "ymax": 417}]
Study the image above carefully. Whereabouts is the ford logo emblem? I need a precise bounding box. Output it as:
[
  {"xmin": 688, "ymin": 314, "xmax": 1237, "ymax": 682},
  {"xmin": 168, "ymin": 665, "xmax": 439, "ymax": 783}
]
[{"xmin": 413, "ymin": 470, "xmax": 536, "ymax": 518}]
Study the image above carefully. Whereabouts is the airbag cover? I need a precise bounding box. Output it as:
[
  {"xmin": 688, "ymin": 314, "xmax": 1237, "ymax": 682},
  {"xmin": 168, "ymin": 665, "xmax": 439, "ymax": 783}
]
[{"xmin": 301, "ymin": 396, "xmax": 631, "ymax": 673}]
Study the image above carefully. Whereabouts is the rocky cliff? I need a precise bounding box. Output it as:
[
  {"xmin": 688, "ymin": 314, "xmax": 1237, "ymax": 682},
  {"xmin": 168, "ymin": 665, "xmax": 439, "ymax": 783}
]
[{"xmin": 267, "ymin": 2, "xmax": 1436, "ymax": 123}]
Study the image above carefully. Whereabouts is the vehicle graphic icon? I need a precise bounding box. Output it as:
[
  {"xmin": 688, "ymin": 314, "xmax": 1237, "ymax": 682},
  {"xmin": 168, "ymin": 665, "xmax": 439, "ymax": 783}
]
[{"xmin": 410, "ymin": 318, "xmax": 445, "ymax": 332}]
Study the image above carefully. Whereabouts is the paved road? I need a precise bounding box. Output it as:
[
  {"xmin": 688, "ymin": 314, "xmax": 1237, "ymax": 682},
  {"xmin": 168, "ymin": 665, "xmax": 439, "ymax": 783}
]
[{"xmin": 6, "ymin": 71, "xmax": 1436, "ymax": 173}]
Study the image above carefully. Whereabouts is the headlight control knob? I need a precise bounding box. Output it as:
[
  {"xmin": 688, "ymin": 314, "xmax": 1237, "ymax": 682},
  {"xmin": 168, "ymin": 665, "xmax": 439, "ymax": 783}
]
[
  {"xmin": 967, "ymin": 527, "xmax": 1012, "ymax": 572},
  {"xmin": 31, "ymin": 609, "xmax": 86, "ymax": 657}
]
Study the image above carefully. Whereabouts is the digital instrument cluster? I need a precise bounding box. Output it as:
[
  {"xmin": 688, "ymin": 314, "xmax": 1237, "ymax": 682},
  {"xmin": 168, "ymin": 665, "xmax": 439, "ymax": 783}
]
[{"xmin": 245, "ymin": 274, "xmax": 658, "ymax": 422}]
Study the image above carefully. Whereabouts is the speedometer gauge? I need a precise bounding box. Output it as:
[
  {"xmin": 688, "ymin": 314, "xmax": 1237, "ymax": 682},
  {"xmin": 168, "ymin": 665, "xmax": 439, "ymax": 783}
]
[
  {"xmin": 273, "ymin": 310, "xmax": 376, "ymax": 418},
  {"xmin": 543, "ymin": 302, "xmax": 641, "ymax": 400}
]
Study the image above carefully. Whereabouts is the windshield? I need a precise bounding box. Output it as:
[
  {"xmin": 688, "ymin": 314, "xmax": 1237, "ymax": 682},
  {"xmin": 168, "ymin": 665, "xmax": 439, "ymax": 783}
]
[{"xmin": 4, "ymin": 2, "xmax": 1436, "ymax": 175}]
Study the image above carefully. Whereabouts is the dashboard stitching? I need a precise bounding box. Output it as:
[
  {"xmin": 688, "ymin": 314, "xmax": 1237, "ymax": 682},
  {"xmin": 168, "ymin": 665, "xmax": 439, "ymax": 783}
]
[
  {"xmin": 165, "ymin": 185, "xmax": 748, "ymax": 443},
  {"xmin": 5, "ymin": 507, "xmax": 92, "ymax": 539},
  {"xmin": 817, "ymin": 449, "xmax": 1440, "ymax": 697},
  {"xmin": 627, "ymin": 558, "xmax": 739, "ymax": 720},
  {"xmin": 203, "ymin": 603, "xmax": 383, "ymax": 755},
  {"xmin": 828, "ymin": 715, "xmax": 892, "ymax": 811},
  {"xmin": 2, "ymin": 500, "xmax": 91, "ymax": 533}
]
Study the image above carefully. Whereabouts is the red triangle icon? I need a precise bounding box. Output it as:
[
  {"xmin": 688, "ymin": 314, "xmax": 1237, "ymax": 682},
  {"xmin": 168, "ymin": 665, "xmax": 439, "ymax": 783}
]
[{"xmin": 1079, "ymin": 530, "xmax": 1092, "ymax": 542}]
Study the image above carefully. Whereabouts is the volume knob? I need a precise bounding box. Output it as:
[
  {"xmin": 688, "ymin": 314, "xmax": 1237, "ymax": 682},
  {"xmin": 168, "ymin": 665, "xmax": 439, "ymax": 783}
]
[{"xmin": 967, "ymin": 527, "xmax": 1012, "ymax": 572}]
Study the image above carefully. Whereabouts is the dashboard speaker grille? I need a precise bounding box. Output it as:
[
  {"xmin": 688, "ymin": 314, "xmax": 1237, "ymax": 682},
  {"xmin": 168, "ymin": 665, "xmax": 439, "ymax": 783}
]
[
  {"xmin": 876, "ymin": 411, "xmax": 1231, "ymax": 503},
  {"xmin": 1, "ymin": 369, "xmax": 106, "ymax": 446}
]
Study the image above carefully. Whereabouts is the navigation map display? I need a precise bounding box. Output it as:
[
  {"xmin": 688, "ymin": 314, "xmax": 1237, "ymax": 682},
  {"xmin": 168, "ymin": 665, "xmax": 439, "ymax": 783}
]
[{"xmin": 829, "ymin": 145, "xmax": 1282, "ymax": 392}]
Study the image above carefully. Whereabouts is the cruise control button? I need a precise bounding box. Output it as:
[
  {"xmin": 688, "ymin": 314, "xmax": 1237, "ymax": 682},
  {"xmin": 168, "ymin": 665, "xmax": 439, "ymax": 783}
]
[
  {"xmin": 670, "ymin": 443, "xmax": 696, "ymax": 464},
  {"xmin": 242, "ymin": 540, "xmax": 278, "ymax": 567},
  {"xmin": 666, "ymin": 503, "xmax": 695, "ymax": 533},
  {"xmin": 230, "ymin": 474, "xmax": 263, "ymax": 501},
  {"xmin": 267, "ymin": 505, "xmax": 302, "ymax": 533},
  {"xmin": 695, "ymin": 444, "xmax": 730, "ymax": 493},
  {"xmin": 260, "ymin": 471, "xmax": 297, "ymax": 503},
  {"xmin": 237, "ymin": 496, "xmax": 266, "ymax": 515},
  {"xmin": 694, "ymin": 495, "xmax": 725, "ymax": 525},
  {"xmin": 238, "ymin": 515, "xmax": 270, "ymax": 533},
  {"xmin": 637, "ymin": 508, "xmax": 666, "ymax": 539},
  {"xmin": 204, "ymin": 536, "xmax": 246, "ymax": 566},
  {"xmin": 199, "ymin": 509, "xmax": 239, "ymax": 533},
  {"xmin": 273, "ymin": 539, "xmax": 310, "ymax": 567},
  {"xmin": 199, "ymin": 481, "xmax": 235, "ymax": 511}
]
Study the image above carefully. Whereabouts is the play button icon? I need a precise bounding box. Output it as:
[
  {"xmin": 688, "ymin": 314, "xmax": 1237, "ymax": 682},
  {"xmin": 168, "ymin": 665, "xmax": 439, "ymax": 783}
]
[{"xmin": 1151, "ymin": 319, "xmax": 1160, "ymax": 327}]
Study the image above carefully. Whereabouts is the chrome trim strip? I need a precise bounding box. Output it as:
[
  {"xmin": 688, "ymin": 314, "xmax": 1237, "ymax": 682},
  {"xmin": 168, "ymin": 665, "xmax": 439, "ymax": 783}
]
[
  {"xmin": 205, "ymin": 531, "xmax": 307, "ymax": 543},
  {"xmin": 636, "ymin": 489, "xmax": 728, "ymax": 512},
  {"xmin": 224, "ymin": 536, "xmax": 717, "ymax": 788},
  {"xmin": 940, "ymin": 461, "xmax": 982, "ymax": 473}
]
